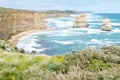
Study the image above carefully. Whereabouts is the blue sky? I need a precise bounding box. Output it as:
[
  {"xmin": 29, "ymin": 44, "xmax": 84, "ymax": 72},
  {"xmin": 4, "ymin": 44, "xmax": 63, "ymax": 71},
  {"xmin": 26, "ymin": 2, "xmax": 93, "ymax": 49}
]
[{"xmin": 0, "ymin": 0, "xmax": 120, "ymax": 13}]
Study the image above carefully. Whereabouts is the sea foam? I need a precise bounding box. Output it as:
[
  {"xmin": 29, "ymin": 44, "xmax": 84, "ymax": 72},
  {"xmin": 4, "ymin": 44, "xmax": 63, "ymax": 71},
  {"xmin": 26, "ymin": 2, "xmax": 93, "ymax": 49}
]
[{"xmin": 52, "ymin": 40, "xmax": 75, "ymax": 45}]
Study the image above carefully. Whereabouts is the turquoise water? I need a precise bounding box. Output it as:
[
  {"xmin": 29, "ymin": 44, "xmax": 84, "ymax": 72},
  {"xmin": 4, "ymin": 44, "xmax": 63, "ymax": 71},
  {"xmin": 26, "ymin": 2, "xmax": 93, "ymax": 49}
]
[{"xmin": 17, "ymin": 13, "xmax": 120, "ymax": 55}]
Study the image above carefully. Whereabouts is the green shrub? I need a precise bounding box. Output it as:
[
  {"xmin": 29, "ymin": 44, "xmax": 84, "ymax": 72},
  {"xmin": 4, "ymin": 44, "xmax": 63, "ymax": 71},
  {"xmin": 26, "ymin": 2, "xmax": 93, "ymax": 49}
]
[
  {"xmin": 48, "ymin": 62, "xmax": 63, "ymax": 72},
  {"xmin": 102, "ymin": 46, "xmax": 120, "ymax": 56},
  {"xmin": 0, "ymin": 39, "xmax": 15, "ymax": 52},
  {"xmin": 89, "ymin": 59, "xmax": 111, "ymax": 71}
]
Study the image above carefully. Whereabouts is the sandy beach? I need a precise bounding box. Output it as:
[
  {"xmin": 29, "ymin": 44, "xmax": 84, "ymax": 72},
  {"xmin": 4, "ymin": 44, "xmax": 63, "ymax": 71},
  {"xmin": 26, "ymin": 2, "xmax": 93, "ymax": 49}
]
[{"xmin": 9, "ymin": 30, "xmax": 43, "ymax": 47}]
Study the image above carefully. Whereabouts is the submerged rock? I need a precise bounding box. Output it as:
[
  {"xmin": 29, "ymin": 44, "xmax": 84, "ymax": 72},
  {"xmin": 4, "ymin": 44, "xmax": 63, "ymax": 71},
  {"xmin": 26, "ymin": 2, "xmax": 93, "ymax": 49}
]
[
  {"xmin": 102, "ymin": 19, "xmax": 112, "ymax": 31},
  {"xmin": 73, "ymin": 14, "xmax": 89, "ymax": 28}
]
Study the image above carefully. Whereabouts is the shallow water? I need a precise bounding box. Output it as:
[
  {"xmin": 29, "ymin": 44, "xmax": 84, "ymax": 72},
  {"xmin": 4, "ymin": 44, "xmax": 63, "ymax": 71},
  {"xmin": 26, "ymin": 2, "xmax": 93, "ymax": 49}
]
[{"xmin": 17, "ymin": 13, "xmax": 120, "ymax": 55}]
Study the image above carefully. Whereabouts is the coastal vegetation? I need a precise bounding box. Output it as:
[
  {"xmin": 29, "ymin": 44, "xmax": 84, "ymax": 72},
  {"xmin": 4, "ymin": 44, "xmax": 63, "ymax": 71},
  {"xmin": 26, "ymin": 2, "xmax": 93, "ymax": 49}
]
[
  {"xmin": 0, "ymin": 40, "xmax": 120, "ymax": 80},
  {"xmin": 0, "ymin": 39, "xmax": 16, "ymax": 52}
]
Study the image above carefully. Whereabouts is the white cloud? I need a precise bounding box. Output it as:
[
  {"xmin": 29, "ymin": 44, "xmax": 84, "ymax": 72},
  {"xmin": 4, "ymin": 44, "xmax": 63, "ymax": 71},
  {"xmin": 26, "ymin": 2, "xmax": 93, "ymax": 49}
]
[{"xmin": 0, "ymin": 0, "xmax": 120, "ymax": 13}]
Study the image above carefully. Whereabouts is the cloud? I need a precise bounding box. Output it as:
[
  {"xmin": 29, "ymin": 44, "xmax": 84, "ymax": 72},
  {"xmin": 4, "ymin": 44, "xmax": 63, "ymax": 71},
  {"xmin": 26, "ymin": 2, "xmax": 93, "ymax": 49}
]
[{"xmin": 0, "ymin": 0, "xmax": 120, "ymax": 12}]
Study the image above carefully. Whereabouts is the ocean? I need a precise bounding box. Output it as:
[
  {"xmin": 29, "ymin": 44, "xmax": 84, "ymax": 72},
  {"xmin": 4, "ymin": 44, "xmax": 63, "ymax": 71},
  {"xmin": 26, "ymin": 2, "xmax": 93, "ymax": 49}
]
[{"xmin": 17, "ymin": 13, "xmax": 120, "ymax": 55}]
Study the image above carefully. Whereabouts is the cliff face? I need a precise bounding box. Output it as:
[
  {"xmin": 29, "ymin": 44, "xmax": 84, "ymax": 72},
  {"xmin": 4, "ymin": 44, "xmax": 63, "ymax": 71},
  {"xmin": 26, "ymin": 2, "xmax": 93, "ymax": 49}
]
[{"xmin": 0, "ymin": 9, "xmax": 46, "ymax": 40}]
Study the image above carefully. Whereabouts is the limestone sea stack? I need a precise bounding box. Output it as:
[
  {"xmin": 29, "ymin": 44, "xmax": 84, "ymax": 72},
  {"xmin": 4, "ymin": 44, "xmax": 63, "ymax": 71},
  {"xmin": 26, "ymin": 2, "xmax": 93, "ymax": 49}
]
[
  {"xmin": 102, "ymin": 19, "xmax": 112, "ymax": 31},
  {"xmin": 73, "ymin": 14, "xmax": 89, "ymax": 28}
]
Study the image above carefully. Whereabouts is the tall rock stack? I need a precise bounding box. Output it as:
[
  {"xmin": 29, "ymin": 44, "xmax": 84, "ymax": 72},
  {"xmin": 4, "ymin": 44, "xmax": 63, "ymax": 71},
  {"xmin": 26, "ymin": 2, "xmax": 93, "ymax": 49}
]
[
  {"xmin": 73, "ymin": 14, "xmax": 89, "ymax": 28},
  {"xmin": 102, "ymin": 19, "xmax": 112, "ymax": 31}
]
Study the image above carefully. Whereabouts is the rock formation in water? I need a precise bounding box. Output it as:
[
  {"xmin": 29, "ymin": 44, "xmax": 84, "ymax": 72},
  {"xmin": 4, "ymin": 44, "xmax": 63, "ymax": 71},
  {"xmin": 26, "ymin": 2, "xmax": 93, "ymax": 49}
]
[
  {"xmin": 102, "ymin": 19, "xmax": 112, "ymax": 31},
  {"xmin": 73, "ymin": 14, "xmax": 89, "ymax": 28}
]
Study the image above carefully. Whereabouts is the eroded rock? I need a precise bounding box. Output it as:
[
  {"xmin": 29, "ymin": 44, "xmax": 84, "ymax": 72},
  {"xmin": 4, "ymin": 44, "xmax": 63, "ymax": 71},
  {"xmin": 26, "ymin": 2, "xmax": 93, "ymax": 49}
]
[
  {"xmin": 73, "ymin": 14, "xmax": 89, "ymax": 28},
  {"xmin": 102, "ymin": 19, "xmax": 112, "ymax": 31}
]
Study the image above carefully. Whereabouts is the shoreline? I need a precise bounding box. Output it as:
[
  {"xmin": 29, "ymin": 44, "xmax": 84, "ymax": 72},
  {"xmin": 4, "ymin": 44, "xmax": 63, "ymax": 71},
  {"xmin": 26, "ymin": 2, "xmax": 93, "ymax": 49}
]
[{"xmin": 9, "ymin": 30, "xmax": 44, "ymax": 47}]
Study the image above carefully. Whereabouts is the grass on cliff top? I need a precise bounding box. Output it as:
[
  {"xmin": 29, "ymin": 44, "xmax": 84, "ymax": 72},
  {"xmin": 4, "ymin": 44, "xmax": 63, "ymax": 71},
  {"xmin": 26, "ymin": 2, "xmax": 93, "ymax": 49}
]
[
  {"xmin": 0, "ymin": 39, "xmax": 120, "ymax": 80},
  {"xmin": 46, "ymin": 46, "xmax": 120, "ymax": 80},
  {"xmin": 0, "ymin": 49, "xmax": 64, "ymax": 80}
]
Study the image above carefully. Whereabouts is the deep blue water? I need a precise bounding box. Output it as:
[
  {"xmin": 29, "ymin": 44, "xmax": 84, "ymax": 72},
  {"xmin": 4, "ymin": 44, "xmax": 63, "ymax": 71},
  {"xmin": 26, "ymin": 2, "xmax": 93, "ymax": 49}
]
[{"xmin": 17, "ymin": 13, "xmax": 120, "ymax": 55}]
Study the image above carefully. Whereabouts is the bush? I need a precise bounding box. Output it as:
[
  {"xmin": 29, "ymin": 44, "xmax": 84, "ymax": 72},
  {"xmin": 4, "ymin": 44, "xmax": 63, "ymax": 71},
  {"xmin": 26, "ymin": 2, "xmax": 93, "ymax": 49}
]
[{"xmin": 0, "ymin": 39, "xmax": 15, "ymax": 52}]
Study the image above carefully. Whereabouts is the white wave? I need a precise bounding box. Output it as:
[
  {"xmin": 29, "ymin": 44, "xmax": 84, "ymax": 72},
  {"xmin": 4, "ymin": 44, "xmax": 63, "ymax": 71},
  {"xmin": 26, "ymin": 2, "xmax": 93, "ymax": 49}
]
[
  {"xmin": 69, "ymin": 28, "xmax": 90, "ymax": 31},
  {"xmin": 70, "ymin": 14, "xmax": 78, "ymax": 17},
  {"xmin": 17, "ymin": 39, "xmax": 34, "ymax": 51},
  {"xmin": 32, "ymin": 43, "xmax": 42, "ymax": 47},
  {"xmin": 89, "ymin": 39, "xmax": 120, "ymax": 46},
  {"xmin": 28, "ymin": 31, "xmax": 57, "ymax": 36},
  {"xmin": 55, "ymin": 33, "xmax": 71, "ymax": 37},
  {"xmin": 26, "ymin": 47, "xmax": 47, "ymax": 53},
  {"xmin": 89, "ymin": 23, "xmax": 101, "ymax": 25},
  {"xmin": 48, "ymin": 30, "xmax": 69, "ymax": 37},
  {"xmin": 17, "ymin": 39, "xmax": 47, "ymax": 53},
  {"xmin": 50, "ymin": 29, "xmax": 88, "ymax": 37},
  {"xmin": 52, "ymin": 40, "xmax": 75, "ymax": 45},
  {"xmin": 17, "ymin": 36, "xmax": 45, "ymax": 53},
  {"xmin": 35, "ymin": 48, "xmax": 48, "ymax": 53},
  {"xmin": 65, "ymin": 28, "xmax": 102, "ymax": 35},
  {"xmin": 90, "ymin": 39, "xmax": 103, "ymax": 45},
  {"xmin": 87, "ymin": 29, "xmax": 102, "ymax": 34},
  {"xmin": 112, "ymin": 23, "xmax": 120, "ymax": 26},
  {"xmin": 112, "ymin": 28, "xmax": 120, "ymax": 33},
  {"xmin": 26, "ymin": 30, "xmax": 73, "ymax": 37},
  {"xmin": 55, "ymin": 21, "xmax": 73, "ymax": 27},
  {"xmin": 46, "ymin": 16, "xmax": 75, "ymax": 29}
]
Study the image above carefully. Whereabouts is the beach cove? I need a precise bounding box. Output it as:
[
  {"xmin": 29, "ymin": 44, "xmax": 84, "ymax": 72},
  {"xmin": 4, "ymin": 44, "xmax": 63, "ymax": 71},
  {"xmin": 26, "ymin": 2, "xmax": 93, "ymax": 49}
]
[{"xmin": 16, "ymin": 13, "xmax": 120, "ymax": 55}]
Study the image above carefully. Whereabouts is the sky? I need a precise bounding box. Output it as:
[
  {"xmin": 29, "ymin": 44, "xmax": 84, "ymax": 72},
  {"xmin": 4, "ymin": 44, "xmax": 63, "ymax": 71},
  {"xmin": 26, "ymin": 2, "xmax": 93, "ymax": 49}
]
[{"xmin": 0, "ymin": 0, "xmax": 120, "ymax": 13}]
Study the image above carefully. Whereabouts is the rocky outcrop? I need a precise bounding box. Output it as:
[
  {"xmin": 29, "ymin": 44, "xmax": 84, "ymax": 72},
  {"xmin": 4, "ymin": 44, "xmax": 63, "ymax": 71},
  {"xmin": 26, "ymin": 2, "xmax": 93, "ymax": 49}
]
[
  {"xmin": 102, "ymin": 19, "xmax": 112, "ymax": 31},
  {"xmin": 73, "ymin": 14, "xmax": 89, "ymax": 28}
]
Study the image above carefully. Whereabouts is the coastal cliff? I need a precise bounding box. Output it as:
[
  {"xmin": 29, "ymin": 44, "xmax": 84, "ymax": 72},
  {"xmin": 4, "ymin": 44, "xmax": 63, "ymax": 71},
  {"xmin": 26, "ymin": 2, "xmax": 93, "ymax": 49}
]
[
  {"xmin": 0, "ymin": 8, "xmax": 46, "ymax": 40},
  {"xmin": 0, "ymin": 7, "xmax": 70, "ymax": 40}
]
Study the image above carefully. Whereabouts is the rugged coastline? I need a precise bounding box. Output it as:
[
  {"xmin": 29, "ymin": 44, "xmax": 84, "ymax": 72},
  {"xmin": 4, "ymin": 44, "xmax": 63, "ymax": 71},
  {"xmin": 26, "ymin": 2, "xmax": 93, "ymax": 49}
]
[
  {"xmin": 0, "ymin": 7, "xmax": 70, "ymax": 47},
  {"xmin": 0, "ymin": 7, "xmax": 120, "ymax": 80}
]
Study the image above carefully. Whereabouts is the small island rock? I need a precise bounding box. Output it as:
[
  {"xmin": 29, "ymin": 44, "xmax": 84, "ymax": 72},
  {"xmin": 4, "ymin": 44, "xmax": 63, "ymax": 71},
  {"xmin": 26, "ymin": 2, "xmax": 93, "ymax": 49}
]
[
  {"xmin": 73, "ymin": 14, "xmax": 89, "ymax": 28},
  {"xmin": 102, "ymin": 19, "xmax": 112, "ymax": 31}
]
